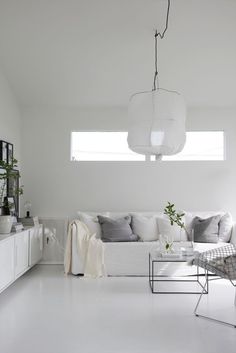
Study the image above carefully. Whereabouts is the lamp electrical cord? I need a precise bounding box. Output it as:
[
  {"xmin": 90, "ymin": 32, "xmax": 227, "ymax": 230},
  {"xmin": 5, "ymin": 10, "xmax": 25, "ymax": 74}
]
[{"xmin": 153, "ymin": 0, "xmax": 170, "ymax": 91}]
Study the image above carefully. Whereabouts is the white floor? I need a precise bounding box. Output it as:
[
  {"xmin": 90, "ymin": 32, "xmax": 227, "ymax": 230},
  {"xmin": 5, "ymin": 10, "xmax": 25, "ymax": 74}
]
[{"xmin": 0, "ymin": 266, "xmax": 235, "ymax": 353}]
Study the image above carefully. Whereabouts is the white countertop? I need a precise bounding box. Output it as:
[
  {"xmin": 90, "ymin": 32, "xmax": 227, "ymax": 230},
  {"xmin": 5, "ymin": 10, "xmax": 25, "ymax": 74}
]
[{"xmin": 0, "ymin": 226, "xmax": 41, "ymax": 243}]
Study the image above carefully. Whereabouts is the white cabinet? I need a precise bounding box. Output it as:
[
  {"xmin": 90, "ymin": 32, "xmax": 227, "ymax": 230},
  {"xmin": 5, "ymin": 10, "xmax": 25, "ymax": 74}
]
[
  {"xmin": 14, "ymin": 230, "xmax": 29, "ymax": 278},
  {"xmin": 29, "ymin": 225, "xmax": 43, "ymax": 266},
  {"xmin": 0, "ymin": 237, "xmax": 14, "ymax": 292},
  {"xmin": 0, "ymin": 225, "xmax": 43, "ymax": 293}
]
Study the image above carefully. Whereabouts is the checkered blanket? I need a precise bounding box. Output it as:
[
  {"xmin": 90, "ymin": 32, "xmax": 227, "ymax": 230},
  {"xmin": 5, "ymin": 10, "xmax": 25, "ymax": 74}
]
[{"xmin": 193, "ymin": 244, "xmax": 236, "ymax": 280}]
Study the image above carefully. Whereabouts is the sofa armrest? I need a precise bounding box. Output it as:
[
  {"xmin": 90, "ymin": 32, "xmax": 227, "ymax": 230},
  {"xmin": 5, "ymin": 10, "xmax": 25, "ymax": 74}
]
[{"xmin": 230, "ymin": 222, "xmax": 236, "ymax": 245}]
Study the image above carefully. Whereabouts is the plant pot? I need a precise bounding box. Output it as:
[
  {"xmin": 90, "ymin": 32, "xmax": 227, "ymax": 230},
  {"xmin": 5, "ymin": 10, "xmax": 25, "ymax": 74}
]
[
  {"xmin": 0, "ymin": 215, "xmax": 13, "ymax": 234},
  {"xmin": 0, "ymin": 206, "xmax": 10, "ymax": 216}
]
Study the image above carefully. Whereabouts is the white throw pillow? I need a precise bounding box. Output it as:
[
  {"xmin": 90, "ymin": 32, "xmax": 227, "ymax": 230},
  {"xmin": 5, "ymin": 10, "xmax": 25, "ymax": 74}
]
[
  {"xmin": 184, "ymin": 212, "xmax": 195, "ymax": 239},
  {"xmin": 77, "ymin": 212, "xmax": 108, "ymax": 238},
  {"xmin": 157, "ymin": 216, "xmax": 188, "ymax": 242},
  {"xmin": 219, "ymin": 212, "xmax": 233, "ymax": 242},
  {"xmin": 131, "ymin": 215, "xmax": 158, "ymax": 241}
]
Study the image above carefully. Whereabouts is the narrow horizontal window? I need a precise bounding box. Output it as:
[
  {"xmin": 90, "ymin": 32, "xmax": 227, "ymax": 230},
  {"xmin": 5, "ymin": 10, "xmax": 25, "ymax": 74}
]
[
  {"xmin": 71, "ymin": 131, "xmax": 224, "ymax": 162},
  {"xmin": 71, "ymin": 132, "xmax": 144, "ymax": 161},
  {"xmin": 162, "ymin": 131, "xmax": 225, "ymax": 161}
]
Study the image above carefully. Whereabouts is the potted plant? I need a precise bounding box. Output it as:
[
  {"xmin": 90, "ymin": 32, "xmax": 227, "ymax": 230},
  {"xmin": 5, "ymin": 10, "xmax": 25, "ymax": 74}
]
[
  {"xmin": 161, "ymin": 202, "xmax": 187, "ymax": 253},
  {"xmin": 0, "ymin": 158, "xmax": 23, "ymax": 234}
]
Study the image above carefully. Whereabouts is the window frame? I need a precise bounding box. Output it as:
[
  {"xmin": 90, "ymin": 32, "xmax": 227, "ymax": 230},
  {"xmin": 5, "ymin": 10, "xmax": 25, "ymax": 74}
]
[{"xmin": 70, "ymin": 130, "xmax": 226, "ymax": 162}]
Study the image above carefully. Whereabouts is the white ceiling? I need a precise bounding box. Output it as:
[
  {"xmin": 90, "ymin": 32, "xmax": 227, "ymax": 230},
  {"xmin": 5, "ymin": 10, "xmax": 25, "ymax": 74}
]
[{"xmin": 0, "ymin": 0, "xmax": 235, "ymax": 107}]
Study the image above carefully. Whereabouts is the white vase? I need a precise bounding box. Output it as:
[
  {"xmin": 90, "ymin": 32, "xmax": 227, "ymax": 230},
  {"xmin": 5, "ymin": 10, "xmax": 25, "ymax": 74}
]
[
  {"xmin": 0, "ymin": 216, "xmax": 13, "ymax": 234},
  {"xmin": 159, "ymin": 234, "xmax": 174, "ymax": 254}
]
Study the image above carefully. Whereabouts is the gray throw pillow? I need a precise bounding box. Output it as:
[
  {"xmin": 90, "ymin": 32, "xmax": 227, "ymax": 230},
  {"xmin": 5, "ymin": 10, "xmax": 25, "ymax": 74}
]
[
  {"xmin": 193, "ymin": 215, "xmax": 221, "ymax": 243},
  {"xmin": 98, "ymin": 215, "xmax": 139, "ymax": 242}
]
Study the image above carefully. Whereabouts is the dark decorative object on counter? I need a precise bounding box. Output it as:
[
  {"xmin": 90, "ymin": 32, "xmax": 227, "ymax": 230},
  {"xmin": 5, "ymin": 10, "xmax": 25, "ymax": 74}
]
[
  {"xmin": 7, "ymin": 143, "xmax": 14, "ymax": 164},
  {"xmin": 0, "ymin": 140, "xmax": 8, "ymax": 163},
  {"xmin": 7, "ymin": 169, "xmax": 21, "ymax": 216},
  {"xmin": 0, "ymin": 140, "xmax": 14, "ymax": 164},
  {"xmin": 0, "ymin": 158, "xmax": 23, "ymax": 217},
  {"xmin": 24, "ymin": 201, "xmax": 32, "ymax": 218}
]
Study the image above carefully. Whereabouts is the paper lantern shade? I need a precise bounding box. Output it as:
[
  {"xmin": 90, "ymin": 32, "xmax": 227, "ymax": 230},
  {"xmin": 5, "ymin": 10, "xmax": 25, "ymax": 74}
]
[{"xmin": 128, "ymin": 88, "xmax": 186, "ymax": 156}]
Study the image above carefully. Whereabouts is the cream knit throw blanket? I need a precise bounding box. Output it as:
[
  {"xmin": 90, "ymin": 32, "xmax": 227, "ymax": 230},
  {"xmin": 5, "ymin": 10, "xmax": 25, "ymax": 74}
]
[{"xmin": 64, "ymin": 220, "xmax": 106, "ymax": 278}]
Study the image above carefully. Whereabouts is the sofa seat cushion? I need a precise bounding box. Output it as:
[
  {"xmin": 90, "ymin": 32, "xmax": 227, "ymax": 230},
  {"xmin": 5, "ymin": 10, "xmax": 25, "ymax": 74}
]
[
  {"xmin": 104, "ymin": 241, "xmax": 159, "ymax": 276},
  {"xmin": 103, "ymin": 240, "xmax": 229, "ymax": 276},
  {"xmin": 103, "ymin": 241, "xmax": 196, "ymax": 276}
]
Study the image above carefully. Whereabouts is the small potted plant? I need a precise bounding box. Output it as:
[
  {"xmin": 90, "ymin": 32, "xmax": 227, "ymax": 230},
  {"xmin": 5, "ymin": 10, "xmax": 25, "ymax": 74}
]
[{"xmin": 0, "ymin": 158, "xmax": 23, "ymax": 234}]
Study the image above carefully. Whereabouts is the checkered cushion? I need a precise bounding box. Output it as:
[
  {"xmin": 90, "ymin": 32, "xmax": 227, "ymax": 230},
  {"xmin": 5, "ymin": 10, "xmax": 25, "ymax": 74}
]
[{"xmin": 193, "ymin": 244, "xmax": 236, "ymax": 280}]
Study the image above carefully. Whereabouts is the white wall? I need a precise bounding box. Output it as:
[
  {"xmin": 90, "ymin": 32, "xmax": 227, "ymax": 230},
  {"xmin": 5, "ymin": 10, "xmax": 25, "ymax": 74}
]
[
  {"xmin": 0, "ymin": 68, "xmax": 21, "ymax": 162},
  {"xmin": 21, "ymin": 106, "xmax": 236, "ymax": 220}
]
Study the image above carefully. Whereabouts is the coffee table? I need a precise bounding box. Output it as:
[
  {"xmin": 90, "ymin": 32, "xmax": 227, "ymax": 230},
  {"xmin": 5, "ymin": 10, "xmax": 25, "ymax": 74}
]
[{"xmin": 149, "ymin": 250, "xmax": 208, "ymax": 294}]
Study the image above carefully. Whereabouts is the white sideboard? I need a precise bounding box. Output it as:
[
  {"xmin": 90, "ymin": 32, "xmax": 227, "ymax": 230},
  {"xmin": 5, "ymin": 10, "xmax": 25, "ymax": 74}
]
[{"xmin": 0, "ymin": 225, "xmax": 43, "ymax": 294}]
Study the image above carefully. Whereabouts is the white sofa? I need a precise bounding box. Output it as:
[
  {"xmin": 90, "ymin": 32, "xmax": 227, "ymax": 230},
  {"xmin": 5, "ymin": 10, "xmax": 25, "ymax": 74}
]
[{"xmin": 71, "ymin": 211, "xmax": 236, "ymax": 276}]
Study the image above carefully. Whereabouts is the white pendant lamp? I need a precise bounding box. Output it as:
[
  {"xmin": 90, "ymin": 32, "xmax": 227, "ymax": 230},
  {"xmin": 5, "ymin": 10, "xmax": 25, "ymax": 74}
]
[{"xmin": 128, "ymin": 0, "xmax": 186, "ymax": 160}]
